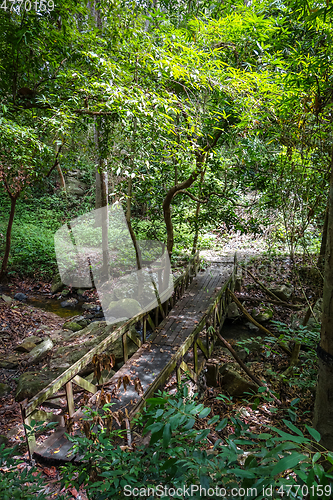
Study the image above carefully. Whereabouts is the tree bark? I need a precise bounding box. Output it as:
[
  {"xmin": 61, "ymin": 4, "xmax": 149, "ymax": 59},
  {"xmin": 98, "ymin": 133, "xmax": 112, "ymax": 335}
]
[
  {"xmin": 163, "ymin": 156, "xmax": 204, "ymax": 259},
  {"xmin": 313, "ymin": 153, "xmax": 333, "ymax": 451},
  {"xmin": 318, "ymin": 202, "xmax": 328, "ymax": 270},
  {"xmin": 94, "ymin": 119, "xmax": 109, "ymax": 282},
  {"xmin": 162, "ymin": 128, "xmax": 223, "ymax": 260},
  {"xmin": 126, "ymin": 177, "xmax": 142, "ymax": 272},
  {"xmin": 0, "ymin": 194, "xmax": 18, "ymax": 280},
  {"xmin": 191, "ymin": 169, "xmax": 206, "ymax": 255}
]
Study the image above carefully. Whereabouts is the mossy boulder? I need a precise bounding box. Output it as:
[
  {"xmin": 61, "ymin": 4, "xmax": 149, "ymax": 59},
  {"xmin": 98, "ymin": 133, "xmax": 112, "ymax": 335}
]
[
  {"xmin": 51, "ymin": 275, "xmax": 64, "ymax": 294},
  {"xmin": 252, "ymin": 307, "xmax": 273, "ymax": 323},
  {"xmin": 15, "ymin": 370, "xmax": 59, "ymax": 402},
  {"xmin": 0, "ymin": 383, "xmax": 11, "ymax": 397},
  {"xmin": 107, "ymin": 298, "xmax": 142, "ymax": 319},
  {"xmin": 219, "ymin": 366, "xmax": 257, "ymax": 397},
  {"xmin": 26, "ymin": 338, "xmax": 54, "ymax": 365},
  {"xmin": 64, "ymin": 321, "xmax": 83, "ymax": 332},
  {"xmin": 269, "ymin": 285, "xmax": 293, "ymax": 302},
  {"xmin": 14, "ymin": 340, "xmax": 37, "ymax": 353}
]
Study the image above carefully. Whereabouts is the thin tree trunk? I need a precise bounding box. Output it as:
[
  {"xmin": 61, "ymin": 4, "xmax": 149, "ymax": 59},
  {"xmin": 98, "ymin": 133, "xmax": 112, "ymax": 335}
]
[
  {"xmin": 162, "ymin": 128, "xmax": 223, "ymax": 260},
  {"xmin": 191, "ymin": 169, "xmax": 206, "ymax": 255},
  {"xmin": 94, "ymin": 121, "xmax": 109, "ymax": 281},
  {"xmin": 318, "ymin": 202, "xmax": 328, "ymax": 270},
  {"xmin": 0, "ymin": 195, "xmax": 18, "ymax": 280},
  {"xmin": 163, "ymin": 154, "xmax": 205, "ymax": 259},
  {"xmin": 126, "ymin": 177, "xmax": 142, "ymax": 272},
  {"xmin": 313, "ymin": 152, "xmax": 333, "ymax": 451}
]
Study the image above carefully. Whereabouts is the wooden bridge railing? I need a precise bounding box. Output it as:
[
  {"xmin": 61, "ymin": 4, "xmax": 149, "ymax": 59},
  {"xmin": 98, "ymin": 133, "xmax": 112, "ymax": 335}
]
[
  {"xmin": 20, "ymin": 252, "xmax": 200, "ymax": 458},
  {"xmin": 129, "ymin": 254, "xmax": 238, "ymax": 418}
]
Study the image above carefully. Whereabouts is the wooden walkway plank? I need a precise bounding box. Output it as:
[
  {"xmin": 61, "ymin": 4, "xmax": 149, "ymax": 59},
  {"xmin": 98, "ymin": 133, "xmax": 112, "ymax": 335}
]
[{"xmin": 32, "ymin": 259, "xmax": 235, "ymax": 462}]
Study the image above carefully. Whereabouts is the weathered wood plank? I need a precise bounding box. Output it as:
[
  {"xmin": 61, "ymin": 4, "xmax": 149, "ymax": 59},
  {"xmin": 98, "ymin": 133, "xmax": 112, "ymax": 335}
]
[
  {"xmin": 72, "ymin": 375, "xmax": 97, "ymax": 394},
  {"xmin": 65, "ymin": 382, "xmax": 74, "ymax": 418},
  {"xmin": 180, "ymin": 360, "xmax": 197, "ymax": 382},
  {"xmin": 196, "ymin": 337, "xmax": 209, "ymax": 359},
  {"xmin": 126, "ymin": 329, "xmax": 142, "ymax": 348}
]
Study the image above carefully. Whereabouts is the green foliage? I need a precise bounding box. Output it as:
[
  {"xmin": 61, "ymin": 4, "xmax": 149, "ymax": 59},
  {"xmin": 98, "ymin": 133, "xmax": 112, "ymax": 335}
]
[
  {"xmin": 237, "ymin": 321, "xmax": 320, "ymax": 390},
  {"xmin": 61, "ymin": 386, "xmax": 333, "ymax": 500},
  {"xmin": 0, "ymin": 444, "xmax": 56, "ymax": 500}
]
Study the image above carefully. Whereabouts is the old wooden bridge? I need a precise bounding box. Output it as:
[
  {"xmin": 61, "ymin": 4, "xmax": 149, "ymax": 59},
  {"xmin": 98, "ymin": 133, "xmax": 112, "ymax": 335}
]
[{"xmin": 20, "ymin": 254, "xmax": 236, "ymax": 462}]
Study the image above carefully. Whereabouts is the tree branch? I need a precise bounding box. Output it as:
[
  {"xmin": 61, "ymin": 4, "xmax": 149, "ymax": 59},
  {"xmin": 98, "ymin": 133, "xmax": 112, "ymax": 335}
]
[
  {"xmin": 46, "ymin": 143, "xmax": 63, "ymax": 177},
  {"xmin": 177, "ymin": 190, "xmax": 206, "ymax": 203}
]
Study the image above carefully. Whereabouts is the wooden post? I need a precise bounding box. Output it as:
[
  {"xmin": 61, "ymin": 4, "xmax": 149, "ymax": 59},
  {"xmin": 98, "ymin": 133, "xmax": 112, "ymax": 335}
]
[
  {"xmin": 20, "ymin": 405, "xmax": 36, "ymax": 460},
  {"xmin": 155, "ymin": 306, "xmax": 159, "ymax": 326},
  {"xmin": 65, "ymin": 381, "xmax": 74, "ymax": 418},
  {"xmin": 176, "ymin": 365, "xmax": 181, "ymax": 385},
  {"xmin": 123, "ymin": 332, "xmax": 128, "ymax": 362},
  {"xmin": 206, "ymin": 327, "xmax": 210, "ymax": 353},
  {"xmin": 143, "ymin": 316, "xmax": 147, "ymax": 343},
  {"xmin": 193, "ymin": 340, "xmax": 198, "ymax": 374}
]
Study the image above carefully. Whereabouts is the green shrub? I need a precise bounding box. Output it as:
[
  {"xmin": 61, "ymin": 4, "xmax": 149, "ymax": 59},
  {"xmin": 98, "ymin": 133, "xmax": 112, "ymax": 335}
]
[
  {"xmin": 61, "ymin": 386, "xmax": 333, "ymax": 499},
  {"xmin": 0, "ymin": 444, "xmax": 58, "ymax": 500}
]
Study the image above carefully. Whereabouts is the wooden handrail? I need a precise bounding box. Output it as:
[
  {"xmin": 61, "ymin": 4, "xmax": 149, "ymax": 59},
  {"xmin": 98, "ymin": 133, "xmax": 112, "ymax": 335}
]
[{"xmin": 22, "ymin": 252, "xmax": 200, "ymax": 418}]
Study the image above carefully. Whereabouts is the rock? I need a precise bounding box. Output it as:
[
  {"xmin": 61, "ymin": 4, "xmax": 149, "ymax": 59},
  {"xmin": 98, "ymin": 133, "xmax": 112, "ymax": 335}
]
[
  {"xmin": 0, "ymin": 354, "xmax": 21, "ymax": 369},
  {"xmin": 269, "ymin": 285, "xmax": 293, "ymax": 302},
  {"xmin": 105, "ymin": 316, "xmax": 117, "ymax": 325},
  {"xmin": 48, "ymin": 330, "xmax": 64, "ymax": 342},
  {"xmin": 82, "ymin": 303, "xmax": 100, "ymax": 312},
  {"xmin": 26, "ymin": 338, "xmax": 54, "ymax": 365},
  {"xmin": 227, "ymin": 302, "xmax": 240, "ymax": 319},
  {"xmin": 1, "ymin": 294, "xmax": 12, "ymax": 304},
  {"xmin": 61, "ymin": 289, "xmax": 70, "ymax": 297},
  {"xmin": 107, "ymin": 298, "xmax": 142, "ymax": 319},
  {"xmin": 219, "ymin": 366, "xmax": 257, "ymax": 397},
  {"xmin": 0, "ymin": 435, "xmax": 8, "ymax": 446},
  {"xmin": 48, "ymin": 321, "xmax": 138, "ymax": 374},
  {"xmin": 26, "ymin": 335, "xmax": 43, "ymax": 344},
  {"xmin": 14, "ymin": 292, "xmax": 27, "ymax": 301},
  {"xmin": 0, "ymin": 383, "xmax": 11, "ymax": 397},
  {"xmin": 252, "ymin": 306, "xmax": 273, "ymax": 323},
  {"xmin": 51, "ymin": 276, "xmax": 64, "ymax": 294},
  {"xmin": 15, "ymin": 370, "xmax": 58, "ymax": 402},
  {"xmin": 15, "ymin": 340, "xmax": 37, "ymax": 353},
  {"xmin": 61, "ymin": 298, "xmax": 78, "ymax": 308},
  {"xmin": 245, "ymin": 322, "xmax": 259, "ymax": 332},
  {"xmin": 76, "ymin": 288, "xmax": 86, "ymax": 296},
  {"xmin": 66, "ymin": 177, "xmax": 87, "ymax": 196},
  {"xmin": 64, "ymin": 321, "xmax": 83, "ymax": 332},
  {"xmin": 307, "ymin": 298, "xmax": 323, "ymax": 328}
]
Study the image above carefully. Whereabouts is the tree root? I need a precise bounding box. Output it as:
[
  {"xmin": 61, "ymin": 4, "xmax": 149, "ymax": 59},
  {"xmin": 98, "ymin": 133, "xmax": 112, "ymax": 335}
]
[
  {"xmin": 227, "ymin": 288, "xmax": 292, "ymax": 356},
  {"xmin": 216, "ymin": 329, "xmax": 281, "ymax": 405}
]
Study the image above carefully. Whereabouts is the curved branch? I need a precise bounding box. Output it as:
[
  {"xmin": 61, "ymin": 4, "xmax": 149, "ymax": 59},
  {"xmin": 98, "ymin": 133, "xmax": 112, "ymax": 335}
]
[{"xmin": 177, "ymin": 190, "xmax": 206, "ymax": 203}]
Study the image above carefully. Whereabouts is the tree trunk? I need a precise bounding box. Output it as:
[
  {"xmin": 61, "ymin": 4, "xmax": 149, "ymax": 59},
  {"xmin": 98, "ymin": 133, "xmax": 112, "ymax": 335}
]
[
  {"xmin": 162, "ymin": 128, "xmax": 223, "ymax": 259},
  {"xmin": 126, "ymin": 177, "xmax": 142, "ymax": 272},
  {"xmin": 191, "ymin": 169, "xmax": 206, "ymax": 255},
  {"xmin": 313, "ymin": 155, "xmax": 333, "ymax": 451},
  {"xmin": 0, "ymin": 195, "xmax": 18, "ymax": 281},
  {"xmin": 318, "ymin": 202, "xmax": 328, "ymax": 270},
  {"xmin": 163, "ymin": 154, "xmax": 205, "ymax": 259},
  {"xmin": 94, "ymin": 120, "xmax": 109, "ymax": 282}
]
